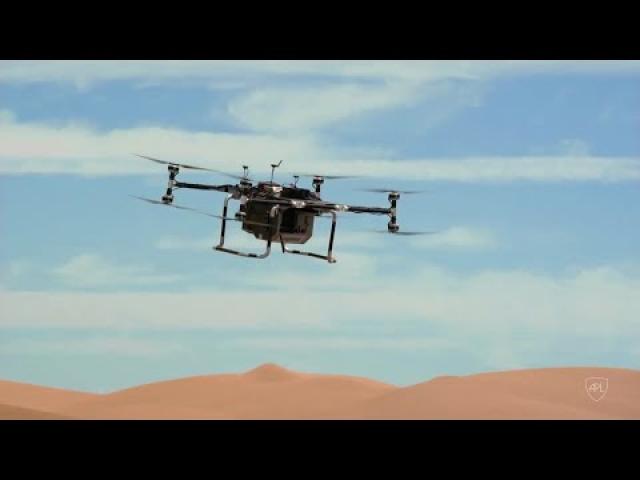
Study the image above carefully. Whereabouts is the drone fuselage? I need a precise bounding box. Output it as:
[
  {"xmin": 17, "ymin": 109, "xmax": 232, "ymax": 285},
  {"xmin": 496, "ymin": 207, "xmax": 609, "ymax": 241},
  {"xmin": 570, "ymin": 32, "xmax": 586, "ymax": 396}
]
[
  {"xmin": 242, "ymin": 199, "xmax": 315, "ymax": 244},
  {"xmin": 240, "ymin": 182, "xmax": 318, "ymax": 244}
]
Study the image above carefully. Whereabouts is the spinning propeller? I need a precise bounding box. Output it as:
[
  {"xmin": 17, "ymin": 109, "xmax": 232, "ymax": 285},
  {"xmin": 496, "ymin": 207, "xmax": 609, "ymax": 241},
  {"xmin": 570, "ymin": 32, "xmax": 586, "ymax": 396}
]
[
  {"xmin": 357, "ymin": 187, "xmax": 434, "ymax": 235},
  {"xmin": 296, "ymin": 173, "xmax": 360, "ymax": 180},
  {"xmin": 370, "ymin": 229, "xmax": 439, "ymax": 236},
  {"xmin": 359, "ymin": 188, "xmax": 428, "ymax": 194},
  {"xmin": 135, "ymin": 154, "xmax": 254, "ymax": 182},
  {"xmin": 130, "ymin": 196, "xmax": 269, "ymax": 227},
  {"xmin": 294, "ymin": 172, "xmax": 359, "ymax": 194}
]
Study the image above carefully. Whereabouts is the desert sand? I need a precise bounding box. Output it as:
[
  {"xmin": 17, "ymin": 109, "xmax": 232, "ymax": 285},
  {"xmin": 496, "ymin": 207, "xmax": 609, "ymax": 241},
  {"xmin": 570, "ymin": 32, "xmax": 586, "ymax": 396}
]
[
  {"xmin": 0, "ymin": 379, "xmax": 98, "ymax": 418},
  {"xmin": 1, "ymin": 364, "xmax": 638, "ymax": 419},
  {"xmin": 0, "ymin": 403, "xmax": 70, "ymax": 420}
]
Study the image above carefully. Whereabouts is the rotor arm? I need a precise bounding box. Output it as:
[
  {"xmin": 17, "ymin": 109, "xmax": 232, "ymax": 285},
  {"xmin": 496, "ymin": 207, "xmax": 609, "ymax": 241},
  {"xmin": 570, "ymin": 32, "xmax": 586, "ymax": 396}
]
[
  {"xmin": 341, "ymin": 205, "xmax": 391, "ymax": 215},
  {"xmin": 345, "ymin": 193, "xmax": 401, "ymax": 233},
  {"xmin": 173, "ymin": 180, "xmax": 239, "ymax": 194},
  {"xmin": 343, "ymin": 195, "xmax": 400, "ymax": 233},
  {"xmin": 274, "ymin": 198, "xmax": 391, "ymax": 216},
  {"xmin": 158, "ymin": 162, "xmax": 241, "ymax": 204}
]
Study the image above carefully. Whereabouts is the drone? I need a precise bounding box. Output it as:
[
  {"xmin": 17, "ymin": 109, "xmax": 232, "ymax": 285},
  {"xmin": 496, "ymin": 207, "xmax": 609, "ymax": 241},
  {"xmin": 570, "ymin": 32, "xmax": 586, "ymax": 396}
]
[{"xmin": 133, "ymin": 154, "xmax": 435, "ymax": 263}]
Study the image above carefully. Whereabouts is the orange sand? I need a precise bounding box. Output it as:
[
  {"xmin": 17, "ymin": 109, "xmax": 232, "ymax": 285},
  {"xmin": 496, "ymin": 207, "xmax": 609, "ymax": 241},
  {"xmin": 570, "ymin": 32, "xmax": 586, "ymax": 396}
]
[{"xmin": 1, "ymin": 364, "xmax": 638, "ymax": 420}]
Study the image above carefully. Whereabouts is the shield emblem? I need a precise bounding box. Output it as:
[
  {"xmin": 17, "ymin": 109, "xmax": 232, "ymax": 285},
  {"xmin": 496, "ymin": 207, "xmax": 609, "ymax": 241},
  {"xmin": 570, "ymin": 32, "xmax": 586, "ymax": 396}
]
[{"xmin": 585, "ymin": 377, "xmax": 608, "ymax": 402}]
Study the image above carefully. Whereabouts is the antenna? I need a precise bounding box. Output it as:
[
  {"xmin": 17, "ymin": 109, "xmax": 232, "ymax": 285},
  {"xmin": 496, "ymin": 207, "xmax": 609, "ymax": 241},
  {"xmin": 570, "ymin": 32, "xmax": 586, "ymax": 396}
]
[{"xmin": 270, "ymin": 160, "xmax": 283, "ymax": 183}]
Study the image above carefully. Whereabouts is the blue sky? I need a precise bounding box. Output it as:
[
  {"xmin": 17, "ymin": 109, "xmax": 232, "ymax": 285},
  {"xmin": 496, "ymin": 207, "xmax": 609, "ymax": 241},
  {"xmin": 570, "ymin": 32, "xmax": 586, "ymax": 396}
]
[{"xmin": 0, "ymin": 60, "xmax": 639, "ymax": 392}]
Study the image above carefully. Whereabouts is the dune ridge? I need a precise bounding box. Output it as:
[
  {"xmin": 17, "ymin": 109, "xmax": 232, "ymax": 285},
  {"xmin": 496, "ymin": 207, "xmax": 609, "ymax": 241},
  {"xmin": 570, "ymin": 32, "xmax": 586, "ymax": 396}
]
[
  {"xmin": 0, "ymin": 379, "xmax": 98, "ymax": 414},
  {"xmin": 0, "ymin": 403, "xmax": 71, "ymax": 420},
  {"xmin": 1, "ymin": 365, "xmax": 638, "ymax": 420}
]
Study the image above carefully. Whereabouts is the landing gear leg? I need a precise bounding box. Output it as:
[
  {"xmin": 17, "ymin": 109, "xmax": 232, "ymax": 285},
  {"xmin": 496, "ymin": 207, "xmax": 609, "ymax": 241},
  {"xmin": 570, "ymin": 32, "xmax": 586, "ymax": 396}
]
[
  {"xmin": 214, "ymin": 197, "xmax": 281, "ymax": 259},
  {"xmin": 280, "ymin": 211, "xmax": 337, "ymax": 263}
]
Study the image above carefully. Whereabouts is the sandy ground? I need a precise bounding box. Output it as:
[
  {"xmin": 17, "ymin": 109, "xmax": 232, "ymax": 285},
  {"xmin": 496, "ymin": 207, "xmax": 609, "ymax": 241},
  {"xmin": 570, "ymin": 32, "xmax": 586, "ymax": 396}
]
[
  {"xmin": 0, "ymin": 403, "xmax": 71, "ymax": 420},
  {"xmin": 0, "ymin": 379, "xmax": 98, "ymax": 417},
  {"xmin": 1, "ymin": 364, "xmax": 638, "ymax": 419}
]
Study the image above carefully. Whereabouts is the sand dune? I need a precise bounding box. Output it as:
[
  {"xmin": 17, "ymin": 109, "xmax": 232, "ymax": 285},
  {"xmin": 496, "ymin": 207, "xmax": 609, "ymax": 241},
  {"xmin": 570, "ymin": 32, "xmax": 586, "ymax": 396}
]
[
  {"xmin": 325, "ymin": 367, "xmax": 640, "ymax": 419},
  {"xmin": 0, "ymin": 403, "xmax": 70, "ymax": 420},
  {"xmin": 59, "ymin": 363, "xmax": 394, "ymax": 419},
  {"xmin": 0, "ymin": 379, "xmax": 98, "ymax": 414},
  {"xmin": 1, "ymin": 364, "xmax": 638, "ymax": 419}
]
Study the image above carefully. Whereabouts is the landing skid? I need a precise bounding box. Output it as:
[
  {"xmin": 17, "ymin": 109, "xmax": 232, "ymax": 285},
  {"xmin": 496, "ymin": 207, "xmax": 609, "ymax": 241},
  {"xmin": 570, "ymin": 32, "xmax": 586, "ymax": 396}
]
[
  {"xmin": 214, "ymin": 194, "xmax": 281, "ymax": 259},
  {"xmin": 213, "ymin": 195, "xmax": 338, "ymax": 263},
  {"xmin": 280, "ymin": 211, "xmax": 337, "ymax": 263}
]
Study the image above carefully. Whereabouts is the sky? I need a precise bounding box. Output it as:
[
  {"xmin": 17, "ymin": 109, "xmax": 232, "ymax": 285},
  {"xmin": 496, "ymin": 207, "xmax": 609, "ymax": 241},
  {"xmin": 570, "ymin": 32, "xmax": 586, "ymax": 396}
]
[{"xmin": 0, "ymin": 60, "xmax": 639, "ymax": 392}]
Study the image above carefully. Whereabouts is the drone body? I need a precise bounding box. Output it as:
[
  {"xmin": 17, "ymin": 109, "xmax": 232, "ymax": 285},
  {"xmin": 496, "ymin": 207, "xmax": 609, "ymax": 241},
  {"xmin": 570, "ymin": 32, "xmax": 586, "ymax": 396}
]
[
  {"xmin": 241, "ymin": 184, "xmax": 316, "ymax": 245},
  {"xmin": 134, "ymin": 155, "xmax": 432, "ymax": 263}
]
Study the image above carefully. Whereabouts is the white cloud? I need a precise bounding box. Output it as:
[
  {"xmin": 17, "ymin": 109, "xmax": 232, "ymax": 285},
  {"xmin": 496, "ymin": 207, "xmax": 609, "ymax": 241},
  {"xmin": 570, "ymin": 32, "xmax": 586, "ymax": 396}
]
[
  {"xmin": 1, "ymin": 259, "xmax": 35, "ymax": 279},
  {"xmin": 1, "ymin": 114, "xmax": 638, "ymax": 181},
  {"xmin": 226, "ymin": 337, "xmax": 457, "ymax": 351},
  {"xmin": 227, "ymin": 80, "xmax": 486, "ymax": 135},
  {"xmin": 2, "ymin": 62, "xmax": 638, "ymax": 142},
  {"xmin": 408, "ymin": 265, "xmax": 640, "ymax": 337},
  {"xmin": 0, "ymin": 113, "xmax": 337, "ymax": 175},
  {"xmin": 560, "ymin": 139, "xmax": 591, "ymax": 156},
  {"xmin": 0, "ymin": 109, "xmax": 16, "ymax": 123},
  {"xmin": 228, "ymin": 82, "xmax": 417, "ymax": 133},
  {"xmin": 5, "ymin": 61, "xmax": 636, "ymax": 140},
  {"xmin": 400, "ymin": 156, "xmax": 640, "ymax": 182},
  {"xmin": 0, "ymin": 337, "xmax": 184, "ymax": 356},
  {"xmin": 411, "ymin": 227, "xmax": 497, "ymax": 250},
  {"xmin": 0, "ymin": 290, "xmax": 341, "ymax": 329},
  {"xmin": 1, "ymin": 264, "xmax": 639, "ymax": 340},
  {"xmin": 1, "ymin": 60, "xmax": 639, "ymax": 88},
  {"xmin": 52, "ymin": 254, "xmax": 182, "ymax": 288},
  {"xmin": 2, "ymin": 61, "xmax": 638, "ymax": 145}
]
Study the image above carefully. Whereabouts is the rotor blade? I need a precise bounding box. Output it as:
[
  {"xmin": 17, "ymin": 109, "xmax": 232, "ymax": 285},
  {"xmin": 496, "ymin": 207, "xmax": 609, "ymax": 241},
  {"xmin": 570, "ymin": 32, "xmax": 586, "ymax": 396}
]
[
  {"xmin": 130, "ymin": 196, "xmax": 271, "ymax": 227},
  {"xmin": 208, "ymin": 170, "xmax": 254, "ymax": 182},
  {"xmin": 131, "ymin": 195, "xmax": 227, "ymax": 218},
  {"xmin": 135, "ymin": 154, "xmax": 221, "ymax": 172},
  {"xmin": 135, "ymin": 154, "xmax": 253, "ymax": 181},
  {"xmin": 370, "ymin": 229, "xmax": 439, "ymax": 236},
  {"xmin": 359, "ymin": 188, "xmax": 428, "ymax": 194},
  {"xmin": 296, "ymin": 173, "xmax": 360, "ymax": 180}
]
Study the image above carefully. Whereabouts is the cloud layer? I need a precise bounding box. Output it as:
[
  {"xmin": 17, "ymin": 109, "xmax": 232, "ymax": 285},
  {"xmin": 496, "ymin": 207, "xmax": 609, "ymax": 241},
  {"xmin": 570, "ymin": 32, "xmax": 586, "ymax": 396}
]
[
  {"xmin": 2, "ymin": 61, "xmax": 639, "ymax": 181},
  {"xmin": 52, "ymin": 254, "xmax": 182, "ymax": 288},
  {"xmin": 0, "ymin": 337, "xmax": 184, "ymax": 356},
  {"xmin": 2, "ymin": 60, "xmax": 640, "ymax": 88},
  {"xmin": 2, "ymin": 264, "xmax": 638, "ymax": 340},
  {"xmin": 228, "ymin": 83, "xmax": 417, "ymax": 133},
  {"xmin": 1, "ymin": 113, "xmax": 638, "ymax": 181}
]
